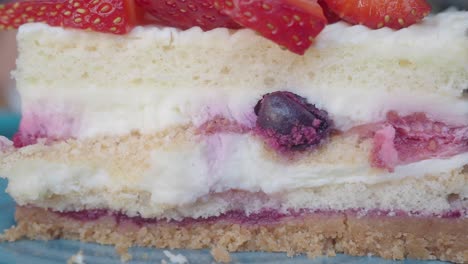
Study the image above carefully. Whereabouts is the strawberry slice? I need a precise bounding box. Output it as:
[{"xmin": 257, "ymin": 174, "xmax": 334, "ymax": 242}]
[
  {"xmin": 0, "ymin": 0, "xmax": 145, "ymax": 34},
  {"xmin": 215, "ymin": 0, "xmax": 327, "ymax": 55},
  {"xmin": 324, "ymin": 0, "xmax": 431, "ymax": 29},
  {"xmin": 135, "ymin": 0, "xmax": 241, "ymax": 31},
  {"xmin": 318, "ymin": 0, "xmax": 340, "ymax": 24}
]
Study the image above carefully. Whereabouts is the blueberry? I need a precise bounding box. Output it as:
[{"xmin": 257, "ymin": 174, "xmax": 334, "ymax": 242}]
[{"xmin": 254, "ymin": 91, "xmax": 332, "ymax": 151}]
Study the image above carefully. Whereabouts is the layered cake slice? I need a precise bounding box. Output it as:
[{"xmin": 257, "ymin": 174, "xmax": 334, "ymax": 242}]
[{"xmin": 0, "ymin": 0, "xmax": 467, "ymax": 262}]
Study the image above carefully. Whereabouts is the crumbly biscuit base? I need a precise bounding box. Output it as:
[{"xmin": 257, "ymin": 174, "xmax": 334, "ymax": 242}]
[{"xmin": 3, "ymin": 206, "xmax": 467, "ymax": 263}]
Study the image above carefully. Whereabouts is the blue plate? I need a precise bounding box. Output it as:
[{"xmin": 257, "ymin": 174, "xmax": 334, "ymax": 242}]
[
  {"xmin": 0, "ymin": 112, "xmax": 20, "ymax": 140},
  {"xmin": 0, "ymin": 113, "xmax": 447, "ymax": 263}
]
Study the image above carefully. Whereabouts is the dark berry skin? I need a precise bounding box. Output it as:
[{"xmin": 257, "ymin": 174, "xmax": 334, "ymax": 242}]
[{"xmin": 254, "ymin": 91, "xmax": 332, "ymax": 151}]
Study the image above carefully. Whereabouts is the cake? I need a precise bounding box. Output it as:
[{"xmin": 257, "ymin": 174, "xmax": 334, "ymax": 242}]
[{"xmin": 0, "ymin": 0, "xmax": 467, "ymax": 262}]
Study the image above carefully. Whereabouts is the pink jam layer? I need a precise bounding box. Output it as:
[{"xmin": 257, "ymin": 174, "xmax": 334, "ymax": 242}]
[
  {"xmin": 197, "ymin": 116, "xmax": 250, "ymax": 134},
  {"xmin": 55, "ymin": 208, "xmax": 466, "ymax": 227},
  {"xmin": 359, "ymin": 111, "xmax": 468, "ymax": 171},
  {"xmin": 13, "ymin": 106, "xmax": 79, "ymax": 148},
  {"xmin": 13, "ymin": 109, "xmax": 468, "ymax": 171}
]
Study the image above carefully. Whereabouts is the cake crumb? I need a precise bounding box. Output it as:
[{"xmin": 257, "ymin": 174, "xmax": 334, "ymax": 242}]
[
  {"xmin": 306, "ymin": 252, "xmax": 316, "ymax": 259},
  {"xmin": 0, "ymin": 136, "xmax": 12, "ymax": 152},
  {"xmin": 67, "ymin": 250, "xmax": 85, "ymax": 264},
  {"xmin": 326, "ymin": 249, "xmax": 336, "ymax": 257},
  {"xmin": 211, "ymin": 246, "xmax": 231, "ymax": 263},
  {"xmin": 163, "ymin": 250, "xmax": 188, "ymax": 264},
  {"xmin": 116, "ymin": 243, "xmax": 132, "ymax": 262}
]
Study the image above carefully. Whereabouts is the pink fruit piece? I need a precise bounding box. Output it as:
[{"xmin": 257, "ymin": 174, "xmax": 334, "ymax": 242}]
[{"xmin": 371, "ymin": 111, "xmax": 468, "ymax": 171}]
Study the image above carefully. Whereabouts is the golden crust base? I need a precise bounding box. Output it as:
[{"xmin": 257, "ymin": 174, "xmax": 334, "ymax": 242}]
[{"xmin": 2, "ymin": 206, "xmax": 467, "ymax": 263}]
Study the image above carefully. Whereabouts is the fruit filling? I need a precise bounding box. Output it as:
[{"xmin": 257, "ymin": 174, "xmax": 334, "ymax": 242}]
[
  {"xmin": 12, "ymin": 108, "xmax": 78, "ymax": 148},
  {"xmin": 54, "ymin": 207, "xmax": 466, "ymax": 225},
  {"xmin": 254, "ymin": 91, "xmax": 332, "ymax": 151},
  {"xmin": 0, "ymin": 0, "xmax": 432, "ymax": 54},
  {"xmin": 370, "ymin": 112, "xmax": 468, "ymax": 171}
]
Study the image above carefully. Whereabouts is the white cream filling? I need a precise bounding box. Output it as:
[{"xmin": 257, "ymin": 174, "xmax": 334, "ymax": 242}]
[
  {"xmin": 141, "ymin": 134, "xmax": 468, "ymax": 205},
  {"xmin": 20, "ymin": 85, "xmax": 468, "ymax": 139},
  {"xmin": 4, "ymin": 134, "xmax": 468, "ymax": 206}
]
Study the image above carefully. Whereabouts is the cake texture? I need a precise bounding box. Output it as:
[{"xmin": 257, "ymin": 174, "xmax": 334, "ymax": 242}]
[{"xmin": 0, "ymin": 8, "xmax": 467, "ymax": 263}]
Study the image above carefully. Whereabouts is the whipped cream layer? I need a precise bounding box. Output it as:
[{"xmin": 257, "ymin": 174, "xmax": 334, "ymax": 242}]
[{"xmin": 14, "ymin": 11, "xmax": 468, "ymax": 138}]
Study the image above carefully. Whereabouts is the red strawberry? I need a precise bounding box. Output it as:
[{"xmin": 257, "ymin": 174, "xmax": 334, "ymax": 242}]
[
  {"xmin": 135, "ymin": 0, "xmax": 241, "ymax": 30},
  {"xmin": 215, "ymin": 0, "xmax": 327, "ymax": 55},
  {"xmin": 318, "ymin": 0, "xmax": 340, "ymax": 24},
  {"xmin": 324, "ymin": 0, "xmax": 431, "ymax": 29},
  {"xmin": 0, "ymin": 0, "xmax": 146, "ymax": 34}
]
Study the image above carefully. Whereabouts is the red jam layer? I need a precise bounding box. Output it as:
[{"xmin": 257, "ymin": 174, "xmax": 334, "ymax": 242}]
[{"xmin": 55, "ymin": 208, "xmax": 466, "ymax": 227}]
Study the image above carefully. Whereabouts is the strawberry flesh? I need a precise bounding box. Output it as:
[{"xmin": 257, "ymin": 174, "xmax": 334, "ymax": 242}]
[
  {"xmin": 0, "ymin": 0, "xmax": 144, "ymax": 34},
  {"xmin": 0, "ymin": 0, "xmax": 433, "ymax": 55},
  {"xmin": 318, "ymin": 0, "xmax": 340, "ymax": 24},
  {"xmin": 215, "ymin": 0, "xmax": 327, "ymax": 54},
  {"xmin": 324, "ymin": 0, "xmax": 431, "ymax": 29},
  {"xmin": 135, "ymin": 0, "xmax": 241, "ymax": 30}
]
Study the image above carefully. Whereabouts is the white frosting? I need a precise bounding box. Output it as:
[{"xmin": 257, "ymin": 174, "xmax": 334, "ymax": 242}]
[{"xmin": 5, "ymin": 134, "xmax": 468, "ymax": 206}]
